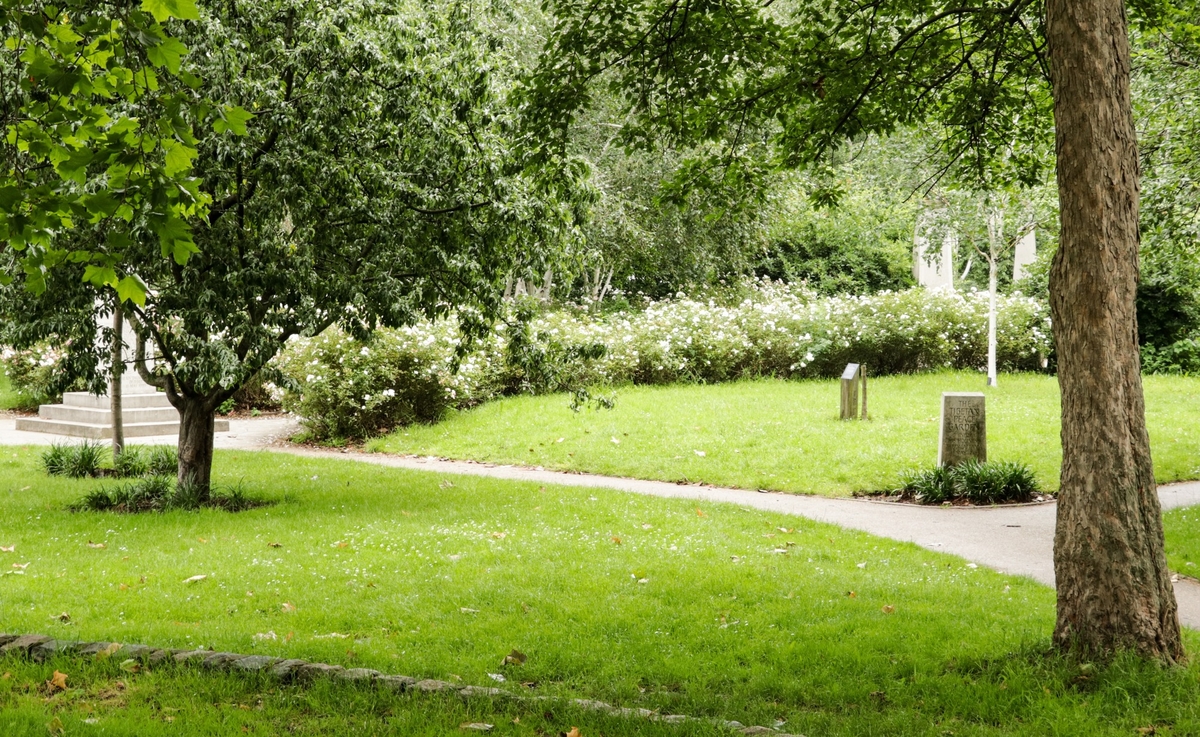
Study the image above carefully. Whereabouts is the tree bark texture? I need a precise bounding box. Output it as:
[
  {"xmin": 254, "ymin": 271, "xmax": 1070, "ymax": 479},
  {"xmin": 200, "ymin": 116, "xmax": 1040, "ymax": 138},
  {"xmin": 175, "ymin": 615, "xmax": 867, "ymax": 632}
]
[
  {"xmin": 176, "ymin": 397, "xmax": 216, "ymax": 494},
  {"xmin": 110, "ymin": 310, "xmax": 125, "ymax": 460},
  {"xmin": 1046, "ymin": 0, "xmax": 1183, "ymax": 658}
]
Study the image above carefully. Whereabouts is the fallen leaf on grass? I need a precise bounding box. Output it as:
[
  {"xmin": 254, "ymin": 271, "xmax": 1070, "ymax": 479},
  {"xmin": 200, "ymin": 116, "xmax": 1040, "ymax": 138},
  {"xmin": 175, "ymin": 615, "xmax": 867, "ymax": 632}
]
[
  {"xmin": 87, "ymin": 542, "xmax": 106, "ymax": 549},
  {"xmin": 268, "ymin": 542, "xmax": 282, "ymax": 548},
  {"xmin": 120, "ymin": 659, "xmax": 141, "ymax": 673},
  {"xmin": 611, "ymin": 536, "xmax": 621, "ymax": 545},
  {"xmin": 696, "ymin": 508, "xmax": 706, "ymax": 517},
  {"xmin": 95, "ymin": 643, "xmax": 122, "ymax": 660},
  {"xmin": 18, "ymin": 486, "xmax": 29, "ymax": 492},
  {"xmin": 563, "ymin": 728, "xmax": 582, "ymax": 737},
  {"xmin": 49, "ymin": 671, "xmax": 68, "ymax": 691},
  {"xmin": 502, "ymin": 649, "xmax": 527, "ymax": 666},
  {"xmin": 439, "ymin": 480, "xmax": 455, "ymax": 489},
  {"xmin": 491, "ymin": 532, "xmax": 507, "ymax": 540},
  {"xmin": 0, "ymin": 546, "xmax": 12, "ymax": 552},
  {"xmin": 281, "ymin": 602, "xmax": 297, "ymax": 613},
  {"xmin": 610, "ymin": 437, "xmax": 620, "ymax": 445},
  {"xmin": 52, "ymin": 612, "xmax": 70, "ymax": 623},
  {"xmin": 197, "ymin": 537, "xmax": 208, "ymax": 543},
  {"xmin": 882, "ymin": 605, "xmax": 896, "ymax": 614},
  {"xmin": 336, "ymin": 541, "xmax": 350, "ymax": 549},
  {"xmin": 460, "ymin": 608, "xmax": 479, "ymax": 614},
  {"xmin": 846, "ymin": 591, "xmax": 857, "ymax": 598},
  {"xmin": 12, "ymin": 562, "xmax": 28, "ymax": 569},
  {"xmin": 0, "ymin": 673, "xmax": 8, "ymax": 680},
  {"xmin": 183, "ymin": 575, "xmax": 207, "ymax": 584},
  {"xmin": 459, "ymin": 724, "xmax": 493, "ymax": 732},
  {"xmin": 119, "ymin": 583, "xmax": 129, "ymax": 591}
]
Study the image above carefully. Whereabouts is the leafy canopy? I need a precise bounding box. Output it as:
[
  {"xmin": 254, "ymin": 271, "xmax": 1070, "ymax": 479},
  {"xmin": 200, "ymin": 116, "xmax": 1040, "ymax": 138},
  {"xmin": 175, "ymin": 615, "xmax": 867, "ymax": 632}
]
[
  {"xmin": 0, "ymin": 1, "xmax": 248, "ymax": 301},
  {"xmin": 527, "ymin": 0, "xmax": 1053, "ymax": 194},
  {"xmin": 1, "ymin": 0, "xmax": 580, "ymax": 410}
]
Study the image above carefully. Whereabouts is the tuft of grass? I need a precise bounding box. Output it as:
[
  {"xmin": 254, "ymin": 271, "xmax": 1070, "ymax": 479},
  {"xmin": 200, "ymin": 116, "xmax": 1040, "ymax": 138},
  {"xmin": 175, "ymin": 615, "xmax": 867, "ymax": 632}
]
[
  {"xmin": 368, "ymin": 372, "xmax": 1200, "ymax": 496},
  {"xmin": 69, "ymin": 475, "xmax": 265, "ymax": 514},
  {"xmin": 112, "ymin": 446, "xmax": 150, "ymax": 478},
  {"xmin": 41, "ymin": 440, "xmax": 105, "ymax": 478},
  {"xmin": 898, "ymin": 460, "xmax": 1042, "ymax": 504},
  {"xmin": 146, "ymin": 444, "xmax": 178, "ymax": 477}
]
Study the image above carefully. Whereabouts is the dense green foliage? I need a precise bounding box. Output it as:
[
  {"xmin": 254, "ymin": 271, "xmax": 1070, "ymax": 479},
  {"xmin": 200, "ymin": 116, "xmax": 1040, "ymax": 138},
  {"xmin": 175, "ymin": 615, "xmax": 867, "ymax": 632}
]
[
  {"xmin": 1, "ymin": 0, "xmax": 580, "ymax": 486},
  {"xmin": 0, "ymin": 0, "xmax": 236, "ymax": 297},
  {"xmin": 1134, "ymin": 10, "xmax": 1200, "ymax": 368}
]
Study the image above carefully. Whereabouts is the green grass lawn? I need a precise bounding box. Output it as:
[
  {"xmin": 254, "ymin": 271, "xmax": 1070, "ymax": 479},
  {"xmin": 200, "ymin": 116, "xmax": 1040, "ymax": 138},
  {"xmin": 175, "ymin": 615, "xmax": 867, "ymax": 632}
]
[
  {"xmin": 1165, "ymin": 505, "xmax": 1200, "ymax": 575},
  {"xmin": 0, "ymin": 370, "xmax": 29, "ymax": 411},
  {"xmin": 4, "ymin": 448, "xmax": 1200, "ymax": 734},
  {"xmin": 369, "ymin": 371, "xmax": 1200, "ymax": 496}
]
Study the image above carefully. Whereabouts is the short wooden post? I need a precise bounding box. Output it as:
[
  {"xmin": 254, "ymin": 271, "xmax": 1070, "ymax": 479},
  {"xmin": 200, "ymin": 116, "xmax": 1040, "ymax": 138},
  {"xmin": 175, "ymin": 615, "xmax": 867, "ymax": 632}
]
[
  {"xmin": 840, "ymin": 363, "xmax": 861, "ymax": 420},
  {"xmin": 860, "ymin": 365, "xmax": 868, "ymax": 420}
]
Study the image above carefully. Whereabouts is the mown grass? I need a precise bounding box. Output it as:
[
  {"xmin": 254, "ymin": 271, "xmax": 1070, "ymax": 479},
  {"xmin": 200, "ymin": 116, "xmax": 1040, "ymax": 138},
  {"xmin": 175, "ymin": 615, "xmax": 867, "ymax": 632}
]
[
  {"xmin": 1164, "ymin": 505, "xmax": 1200, "ymax": 575},
  {"xmin": 3, "ymin": 448, "xmax": 1200, "ymax": 734},
  {"xmin": 0, "ymin": 657, "xmax": 728, "ymax": 737},
  {"xmin": 369, "ymin": 371, "xmax": 1200, "ymax": 496},
  {"xmin": 0, "ymin": 370, "xmax": 36, "ymax": 412}
]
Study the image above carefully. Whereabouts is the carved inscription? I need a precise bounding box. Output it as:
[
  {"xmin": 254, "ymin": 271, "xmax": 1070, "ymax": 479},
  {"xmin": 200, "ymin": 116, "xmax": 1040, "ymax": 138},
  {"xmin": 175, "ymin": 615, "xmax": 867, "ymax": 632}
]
[{"xmin": 938, "ymin": 393, "xmax": 986, "ymax": 466}]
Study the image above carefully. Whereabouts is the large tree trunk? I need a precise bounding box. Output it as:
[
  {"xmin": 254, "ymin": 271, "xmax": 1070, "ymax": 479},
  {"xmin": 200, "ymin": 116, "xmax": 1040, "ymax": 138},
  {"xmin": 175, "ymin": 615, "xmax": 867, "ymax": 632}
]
[
  {"xmin": 176, "ymin": 397, "xmax": 217, "ymax": 494},
  {"xmin": 1046, "ymin": 0, "xmax": 1182, "ymax": 658}
]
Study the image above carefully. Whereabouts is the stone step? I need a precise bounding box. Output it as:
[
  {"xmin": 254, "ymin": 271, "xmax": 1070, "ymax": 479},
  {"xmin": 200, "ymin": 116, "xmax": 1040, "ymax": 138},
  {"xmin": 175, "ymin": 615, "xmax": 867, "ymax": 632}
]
[
  {"xmin": 39, "ymin": 405, "xmax": 180, "ymax": 424},
  {"xmin": 14, "ymin": 417, "xmax": 230, "ymax": 439},
  {"xmin": 63, "ymin": 392, "xmax": 172, "ymax": 410}
]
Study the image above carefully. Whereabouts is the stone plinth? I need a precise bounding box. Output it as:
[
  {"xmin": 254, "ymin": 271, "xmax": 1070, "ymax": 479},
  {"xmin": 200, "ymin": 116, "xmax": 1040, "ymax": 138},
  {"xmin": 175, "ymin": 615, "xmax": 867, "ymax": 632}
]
[{"xmin": 938, "ymin": 392, "xmax": 986, "ymax": 466}]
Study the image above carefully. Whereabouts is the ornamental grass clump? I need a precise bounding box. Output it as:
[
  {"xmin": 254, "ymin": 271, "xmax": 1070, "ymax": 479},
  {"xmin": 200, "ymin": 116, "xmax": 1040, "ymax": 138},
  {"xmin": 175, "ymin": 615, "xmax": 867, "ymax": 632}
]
[
  {"xmin": 899, "ymin": 460, "xmax": 1042, "ymax": 505},
  {"xmin": 71, "ymin": 477, "xmax": 261, "ymax": 513},
  {"xmin": 42, "ymin": 441, "xmax": 105, "ymax": 479}
]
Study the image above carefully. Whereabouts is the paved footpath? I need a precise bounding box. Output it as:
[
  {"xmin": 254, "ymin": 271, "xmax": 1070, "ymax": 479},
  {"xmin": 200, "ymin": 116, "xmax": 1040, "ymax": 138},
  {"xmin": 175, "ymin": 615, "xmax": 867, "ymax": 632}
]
[{"xmin": 6, "ymin": 415, "xmax": 1200, "ymax": 627}]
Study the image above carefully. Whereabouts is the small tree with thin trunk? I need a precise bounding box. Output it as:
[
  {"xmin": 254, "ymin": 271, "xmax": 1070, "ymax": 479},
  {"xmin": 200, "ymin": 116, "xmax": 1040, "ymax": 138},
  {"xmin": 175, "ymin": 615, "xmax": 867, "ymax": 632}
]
[{"xmin": 1, "ymin": 0, "xmax": 577, "ymax": 495}]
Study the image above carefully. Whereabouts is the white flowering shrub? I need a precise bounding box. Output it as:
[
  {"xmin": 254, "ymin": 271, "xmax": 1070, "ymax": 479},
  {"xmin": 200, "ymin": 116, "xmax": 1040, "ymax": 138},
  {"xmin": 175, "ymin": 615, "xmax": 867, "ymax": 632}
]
[
  {"xmin": 280, "ymin": 283, "xmax": 1053, "ymax": 439},
  {"xmin": 276, "ymin": 324, "xmax": 504, "ymax": 440},
  {"xmin": 0, "ymin": 342, "xmax": 75, "ymax": 405}
]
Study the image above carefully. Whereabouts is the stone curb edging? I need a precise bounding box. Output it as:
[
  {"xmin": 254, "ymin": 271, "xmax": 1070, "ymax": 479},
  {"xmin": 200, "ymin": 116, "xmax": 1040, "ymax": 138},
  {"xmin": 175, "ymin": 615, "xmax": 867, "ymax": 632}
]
[{"xmin": 0, "ymin": 633, "xmax": 804, "ymax": 737}]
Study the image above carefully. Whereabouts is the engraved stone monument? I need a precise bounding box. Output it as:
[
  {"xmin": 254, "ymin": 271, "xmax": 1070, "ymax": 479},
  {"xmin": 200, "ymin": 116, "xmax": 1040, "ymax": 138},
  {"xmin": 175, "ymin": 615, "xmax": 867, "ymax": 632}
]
[{"xmin": 938, "ymin": 392, "xmax": 986, "ymax": 466}]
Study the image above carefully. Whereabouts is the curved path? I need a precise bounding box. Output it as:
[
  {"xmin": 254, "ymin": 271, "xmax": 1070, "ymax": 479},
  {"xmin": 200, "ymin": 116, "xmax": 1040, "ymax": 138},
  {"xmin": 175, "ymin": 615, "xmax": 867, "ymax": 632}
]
[{"xmin": 6, "ymin": 415, "xmax": 1200, "ymax": 626}]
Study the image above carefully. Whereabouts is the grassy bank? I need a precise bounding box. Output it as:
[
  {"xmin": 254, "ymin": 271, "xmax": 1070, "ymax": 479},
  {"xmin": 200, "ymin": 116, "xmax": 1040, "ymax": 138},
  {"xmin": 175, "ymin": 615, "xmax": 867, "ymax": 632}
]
[
  {"xmin": 3, "ymin": 448, "xmax": 1200, "ymax": 734},
  {"xmin": 369, "ymin": 372, "xmax": 1200, "ymax": 495}
]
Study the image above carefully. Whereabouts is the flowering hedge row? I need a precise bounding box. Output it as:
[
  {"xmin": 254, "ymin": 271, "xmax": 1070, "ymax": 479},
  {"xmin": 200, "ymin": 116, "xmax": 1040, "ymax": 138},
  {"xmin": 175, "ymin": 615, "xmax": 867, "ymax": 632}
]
[
  {"xmin": 279, "ymin": 283, "xmax": 1053, "ymax": 439},
  {"xmin": 0, "ymin": 344, "xmax": 74, "ymax": 407}
]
